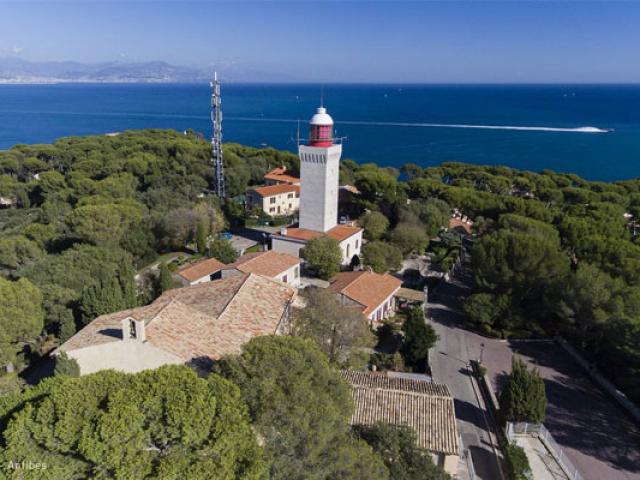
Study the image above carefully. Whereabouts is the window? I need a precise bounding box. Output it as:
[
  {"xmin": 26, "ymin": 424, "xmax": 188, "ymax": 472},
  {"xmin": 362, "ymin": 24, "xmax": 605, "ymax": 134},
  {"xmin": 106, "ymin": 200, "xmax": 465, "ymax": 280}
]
[
  {"xmin": 355, "ymin": 239, "xmax": 359, "ymax": 249},
  {"xmin": 294, "ymin": 266, "xmax": 299, "ymax": 278},
  {"xmin": 129, "ymin": 319, "xmax": 137, "ymax": 339},
  {"xmin": 282, "ymin": 275, "xmax": 288, "ymax": 283},
  {"xmin": 346, "ymin": 243, "xmax": 351, "ymax": 257},
  {"xmin": 270, "ymin": 207, "xmax": 275, "ymax": 213},
  {"xmin": 296, "ymin": 192, "xmax": 300, "ymax": 198},
  {"xmin": 288, "ymin": 193, "xmax": 294, "ymax": 199},
  {"xmin": 270, "ymin": 197, "xmax": 276, "ymax": 204}
]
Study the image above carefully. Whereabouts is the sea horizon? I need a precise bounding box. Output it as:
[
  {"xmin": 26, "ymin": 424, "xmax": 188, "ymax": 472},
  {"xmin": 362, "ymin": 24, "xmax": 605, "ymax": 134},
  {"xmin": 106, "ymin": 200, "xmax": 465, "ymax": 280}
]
[{"xmin": 2, "ymin": 82, "xmax": 639, "ymax": 181}]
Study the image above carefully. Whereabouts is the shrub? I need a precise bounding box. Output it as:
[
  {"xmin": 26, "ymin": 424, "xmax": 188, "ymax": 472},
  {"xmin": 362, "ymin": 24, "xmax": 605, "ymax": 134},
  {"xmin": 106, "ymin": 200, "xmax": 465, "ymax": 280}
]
[
  {"xmin": 503, "ymin": 442, "xmax": 532, "ymax": 480},
  {"xmin": 54, "ymin": 352, "xmax": 80, "ymax": 377}
]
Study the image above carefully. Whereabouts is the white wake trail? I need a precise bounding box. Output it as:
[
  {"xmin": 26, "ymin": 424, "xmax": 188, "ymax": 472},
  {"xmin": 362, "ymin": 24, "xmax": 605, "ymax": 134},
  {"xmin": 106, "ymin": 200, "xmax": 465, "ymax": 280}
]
[{"xmin": 226, "ymin": 116, "xmax": 610, "ymax": 133}]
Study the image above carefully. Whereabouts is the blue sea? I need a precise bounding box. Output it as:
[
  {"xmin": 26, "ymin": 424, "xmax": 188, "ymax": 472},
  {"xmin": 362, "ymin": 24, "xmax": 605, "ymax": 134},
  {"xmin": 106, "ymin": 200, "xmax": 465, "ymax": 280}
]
[{"xmin": 1, "ymin": 83, "xmax": 639, "ymax": 181}]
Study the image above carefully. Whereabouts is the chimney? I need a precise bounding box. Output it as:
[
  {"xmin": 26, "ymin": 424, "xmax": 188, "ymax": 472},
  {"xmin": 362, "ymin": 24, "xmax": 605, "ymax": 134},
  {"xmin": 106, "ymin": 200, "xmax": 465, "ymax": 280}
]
[{"xmin": 121, "ymin": 317, "xmax": 146, "ymax": 342}]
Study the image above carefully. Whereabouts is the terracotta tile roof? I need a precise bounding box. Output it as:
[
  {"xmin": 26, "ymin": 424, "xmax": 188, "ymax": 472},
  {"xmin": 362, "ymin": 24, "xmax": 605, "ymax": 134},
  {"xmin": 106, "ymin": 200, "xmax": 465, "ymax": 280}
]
[
  {"xmin": 328, "ymin": 270, "xmax": 402, "ymax": 315},
  {"xmin": 276, "ymin": 224, "xmax": 362, "ymax": 243},
  {"xmin": 58, "ymin": 274, "xmax": 296, "ymax": 361},
  {"xmin": 264, "ymin": 167, "xmax": 300, "ymax": 184},
  {"xmin": 250, "ymin": 184, "xmax": 300, "ymax": 197},
  {"xmin": 448, "ymin": 218, "xmax": 473, "ymax": 235},
  {"xmin": 225, "ymin": 250, "xmax": 299, "ymax": 278},
  {"xmin": 341, "ymin": 370, "xmax": 459, "ymax": 455},
  {"xmin": 176, "ymin": 257, "xmax": 226, "ymax": 282}
]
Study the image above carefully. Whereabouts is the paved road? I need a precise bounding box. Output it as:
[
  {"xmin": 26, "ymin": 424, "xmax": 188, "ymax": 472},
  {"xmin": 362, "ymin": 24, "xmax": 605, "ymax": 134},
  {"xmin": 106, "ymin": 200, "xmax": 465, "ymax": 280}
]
[
  {"xmin": 429, "ymin": 262, "xmax": 640, "ymax": 480},
  {"xmin": 427, "ymin": 276, "xmax": 504, "ymax": 480},
  {"xmin": 482, "ymin": 339, "xmax": 640, "ymax": 480}
]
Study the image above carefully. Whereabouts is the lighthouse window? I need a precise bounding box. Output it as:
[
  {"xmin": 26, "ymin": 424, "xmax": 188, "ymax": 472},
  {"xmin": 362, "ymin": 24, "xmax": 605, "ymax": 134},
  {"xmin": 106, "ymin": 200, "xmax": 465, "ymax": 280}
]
[{"xmin": 129, "ymin": 319, "xmax": 137, "ymax": 339}]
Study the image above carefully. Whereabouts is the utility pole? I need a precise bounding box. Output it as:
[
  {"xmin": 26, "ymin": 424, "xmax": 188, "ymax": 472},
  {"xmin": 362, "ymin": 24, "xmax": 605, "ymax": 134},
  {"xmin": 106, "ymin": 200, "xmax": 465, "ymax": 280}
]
[{"xmin": 211, "ymin": 72, "xmax": 225, "ymax": 198}]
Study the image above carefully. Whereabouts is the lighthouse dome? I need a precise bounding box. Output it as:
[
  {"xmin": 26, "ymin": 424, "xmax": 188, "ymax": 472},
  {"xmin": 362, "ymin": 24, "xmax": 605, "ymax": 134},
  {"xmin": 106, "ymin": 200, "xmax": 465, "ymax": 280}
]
[{"xmin": 309, "ymin": 107, "xmax": 334, "ymax": 126}]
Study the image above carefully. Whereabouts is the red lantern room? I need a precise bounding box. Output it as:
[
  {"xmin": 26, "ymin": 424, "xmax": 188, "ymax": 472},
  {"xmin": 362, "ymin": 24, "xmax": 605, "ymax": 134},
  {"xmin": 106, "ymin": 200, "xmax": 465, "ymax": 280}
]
[{"xmin": 308, "ymin": 107, "xmax": 334, "ymax": 147}]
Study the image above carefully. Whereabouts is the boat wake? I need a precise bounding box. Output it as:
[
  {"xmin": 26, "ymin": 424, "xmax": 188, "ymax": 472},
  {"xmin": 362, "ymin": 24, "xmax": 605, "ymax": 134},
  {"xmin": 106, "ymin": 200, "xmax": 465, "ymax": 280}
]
[{"xmin": 226, "ymin": 116, "xmax": 611, "ymax": 133}]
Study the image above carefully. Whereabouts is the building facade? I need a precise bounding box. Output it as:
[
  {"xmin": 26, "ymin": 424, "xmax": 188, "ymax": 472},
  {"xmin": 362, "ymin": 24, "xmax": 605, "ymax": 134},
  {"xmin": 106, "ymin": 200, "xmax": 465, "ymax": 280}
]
[{"xmin": 247, "ymin": 184, "xmax": 300, "ymax": 216}]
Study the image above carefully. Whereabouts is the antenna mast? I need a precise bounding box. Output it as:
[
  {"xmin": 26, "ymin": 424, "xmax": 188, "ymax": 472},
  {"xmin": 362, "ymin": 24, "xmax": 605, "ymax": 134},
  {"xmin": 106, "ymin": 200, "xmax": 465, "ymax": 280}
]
[{"xmin": 211, "ymin": 72, "xmax": 225, "ymax": 198}]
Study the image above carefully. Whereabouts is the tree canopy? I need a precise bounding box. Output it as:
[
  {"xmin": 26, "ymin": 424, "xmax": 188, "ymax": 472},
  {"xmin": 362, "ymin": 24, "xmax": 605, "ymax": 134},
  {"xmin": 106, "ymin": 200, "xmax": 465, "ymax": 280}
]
[
  {"xmin": 499, "ymin": 357, "xmax": 547, "ymax": 424},
  {"xmin": 362, "ymin": 241, "xmax": 403, "ymax": 274},
  {"xmin": 291, "ymin": 288, "xmax": 374, "ymax": 367},
  {"xmin": 303, "ymin": 236, "xmax": 342, "ymax": 280},
  {"xmin": 401, "ymin": 305, "xmax": 438, "ymax": 372},
  {"xmin": 355, "ymin": 423, "xmax": 451, "ymax": 480},
  {"xmin": 0, "ymin": 277, "xmax": 44, "ymax": 369},
  {"xmin": 0, "ymin": 365, "xmax": 267, "ymax": 479},
  {"xmin": 358, "ymin": 210, "xmax": 389, "ymax": 241},
  {"xmin": 215, "ymin": 336, "xmax": 387, "ymax": 480}
]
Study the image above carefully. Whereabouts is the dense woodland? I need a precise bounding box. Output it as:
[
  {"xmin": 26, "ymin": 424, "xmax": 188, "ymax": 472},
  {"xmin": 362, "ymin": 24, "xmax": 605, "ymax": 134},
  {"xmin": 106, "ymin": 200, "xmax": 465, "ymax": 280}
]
[{"xmin": 0, "ymin": 128, "xmax": 639, "ymax": 408}]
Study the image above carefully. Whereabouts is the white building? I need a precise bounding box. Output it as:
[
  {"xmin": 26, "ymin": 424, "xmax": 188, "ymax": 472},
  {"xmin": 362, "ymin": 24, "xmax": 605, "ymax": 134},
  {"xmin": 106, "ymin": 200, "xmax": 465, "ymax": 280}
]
[
  {"xmin": 271, "ymin": 225, "xmax": 362, "ymax": 266},
  {"xmin": 272, "ymin": 106, "xmax": 363, "ymax": 265},
  {"xmin": 327, "ymin": 270, "xmax": 402, "ymax": 326},
  {"xmin": 55, "ymin": 274, "xmax": 297, "ymax": 375},
  {"xmin": 246, "ymin": 184, "xmax": 300, "ymax": 216}
]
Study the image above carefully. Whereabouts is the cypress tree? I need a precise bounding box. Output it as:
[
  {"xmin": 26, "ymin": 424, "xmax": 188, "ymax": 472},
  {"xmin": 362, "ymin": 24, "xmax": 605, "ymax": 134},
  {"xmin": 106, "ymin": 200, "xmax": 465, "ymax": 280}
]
[
  {"xmin": 401, "ymin": 306, "xmax": 438, "ymax": 372},
  {"xmin": 196, "ymin": 219, "xmax": 209, "ymax": 255},
  {"xmin": 499, "ymin": 357, "xmax": 547, "ymax": 424},
  {"xmin": 159, "ymin": 263, "xmax": 175, "ymax": 293}
]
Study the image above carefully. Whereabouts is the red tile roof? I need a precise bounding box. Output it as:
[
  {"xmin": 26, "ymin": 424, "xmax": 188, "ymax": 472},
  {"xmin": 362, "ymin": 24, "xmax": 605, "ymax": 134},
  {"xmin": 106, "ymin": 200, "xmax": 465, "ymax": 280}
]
[
  {"xmin": 264, "ymin": 167, "xmax": 300, "ymax": 184},
  {"xmin": 250, "ymin": 184, "xmax": 300, "ymax": 197},
  {"xmin": 225, "ymin": 250, "xmax": 300, "ymax": 278},
  {"xmin": 328, "ymin": 270, "xmax": 402, "ymax": 315},
  {"xmin": 277, "ymin": 224, "xmax": 362, "ymax": 243},
  {"xmin": 58, "ymin": 274, "xmax": 296, "ymax": 361},
  {"xmin": 176, "ymin": 257, "xmax": 226, "ymax": 282},
  {"xmin": 448, "ymin": 218, "xmax": 473, "ymax": 235}
]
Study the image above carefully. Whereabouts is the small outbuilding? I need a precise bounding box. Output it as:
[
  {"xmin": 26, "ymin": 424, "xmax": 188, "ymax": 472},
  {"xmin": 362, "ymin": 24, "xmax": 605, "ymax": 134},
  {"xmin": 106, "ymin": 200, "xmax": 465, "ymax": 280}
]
[{"xmin": 341, "ymin": 370, "xmax": 460, "ymax": 476}]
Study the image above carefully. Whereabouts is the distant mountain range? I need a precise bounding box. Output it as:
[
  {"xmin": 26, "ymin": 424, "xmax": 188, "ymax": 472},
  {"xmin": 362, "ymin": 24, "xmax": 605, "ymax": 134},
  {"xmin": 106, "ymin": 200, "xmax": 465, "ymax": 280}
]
[{"xmin": 0, "ymin": 58, "xmax": 296, "ymax": 84}]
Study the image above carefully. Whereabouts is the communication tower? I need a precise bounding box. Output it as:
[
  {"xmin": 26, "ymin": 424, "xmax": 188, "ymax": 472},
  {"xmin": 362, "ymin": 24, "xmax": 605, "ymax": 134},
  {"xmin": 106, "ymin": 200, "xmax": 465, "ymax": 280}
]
[{"xmin": 211, "ymin": 72, "xmax": 225, "ymax": 198}]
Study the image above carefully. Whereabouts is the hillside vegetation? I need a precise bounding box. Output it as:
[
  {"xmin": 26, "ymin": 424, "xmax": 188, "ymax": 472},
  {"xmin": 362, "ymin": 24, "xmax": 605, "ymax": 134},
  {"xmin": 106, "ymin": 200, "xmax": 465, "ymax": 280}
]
[
  {"xmin": 0, "ymin": 129, "xmax": 297, "ymax": 373},
  {"xmin": 0, "ymin": 129, "xmax": 639, "ymax": 405}
]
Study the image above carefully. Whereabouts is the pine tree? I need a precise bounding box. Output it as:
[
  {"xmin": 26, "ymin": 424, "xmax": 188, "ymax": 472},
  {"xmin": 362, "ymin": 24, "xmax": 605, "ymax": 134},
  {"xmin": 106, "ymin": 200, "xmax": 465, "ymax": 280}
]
[{"xmin": 499, "ymin": 357, "xmax": 547, "ymax": 424}]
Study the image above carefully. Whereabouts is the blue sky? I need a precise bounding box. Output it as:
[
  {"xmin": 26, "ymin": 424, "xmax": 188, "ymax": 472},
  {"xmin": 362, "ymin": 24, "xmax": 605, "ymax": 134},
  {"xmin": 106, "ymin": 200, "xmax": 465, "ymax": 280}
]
[{"xmin": 1, "ymin": 1, "xmax": 639, "ymax": 83}]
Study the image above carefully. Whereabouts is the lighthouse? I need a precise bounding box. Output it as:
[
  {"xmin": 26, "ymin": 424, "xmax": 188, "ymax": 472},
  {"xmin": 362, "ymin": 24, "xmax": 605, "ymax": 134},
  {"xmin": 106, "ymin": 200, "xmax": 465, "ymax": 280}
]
[
  {"xmin": 271, "ymin": 105, "xmax": 362, "ymax": 266},
  {"xmin": 298, "ymin": 106, "xmax": 342, "ymax": 232}
]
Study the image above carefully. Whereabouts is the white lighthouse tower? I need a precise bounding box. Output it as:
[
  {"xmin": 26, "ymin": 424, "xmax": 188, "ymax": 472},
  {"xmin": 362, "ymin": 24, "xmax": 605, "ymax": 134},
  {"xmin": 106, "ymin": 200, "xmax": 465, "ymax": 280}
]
[
  {"xmin": 298, "ymin": 106, "xmax": 342, "ymax": 232},
  {"xmin": 271, "ymin": 105, "xmax": 362, "ymax": 266}
]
